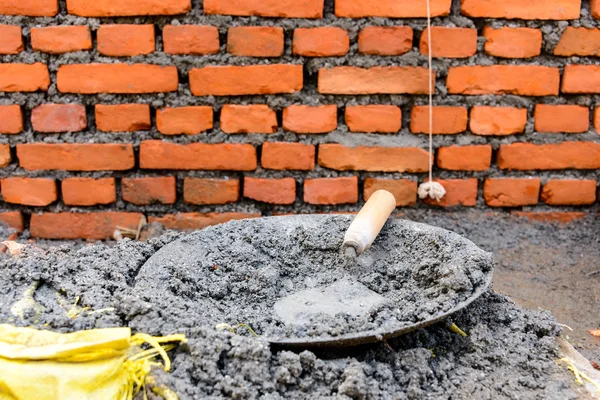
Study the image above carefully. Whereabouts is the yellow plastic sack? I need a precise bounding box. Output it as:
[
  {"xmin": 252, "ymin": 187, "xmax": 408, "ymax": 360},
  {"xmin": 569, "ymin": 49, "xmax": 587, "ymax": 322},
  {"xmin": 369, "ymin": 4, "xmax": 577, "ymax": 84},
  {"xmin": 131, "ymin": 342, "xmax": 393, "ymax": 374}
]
[{"xmin": 0, "ymin": 324, "xmax": 186, "ymax": 400}]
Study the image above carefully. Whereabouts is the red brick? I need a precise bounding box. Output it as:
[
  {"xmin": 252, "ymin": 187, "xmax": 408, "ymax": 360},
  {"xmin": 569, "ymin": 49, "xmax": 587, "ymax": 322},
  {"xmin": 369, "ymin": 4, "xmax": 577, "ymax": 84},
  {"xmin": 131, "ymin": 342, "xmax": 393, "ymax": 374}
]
[
  {"xmin": 447, "ymin": 65, "xmax": 560, "ymax": 96},
  {"xmin": 67, "ymin": 0, "xmax": 191, "ymax": 16},
  {"xmin": 410, "ymin": 106, "xmax": 467, "ymax": 134},
  {"xmin": 204, "ymin": 0, "xmax": 323, "ymax": 18},
  {"xmin": 420, "ymin": 27, "xmax": 477, "ymax": 58},
  {"xmin": 283, "ymin": 105, "xmax": 337, "ymax": 134},
  {"xmin": 358, "ymin": 26, "xmax": 412, "ymax": 56},
  {"xmin": 62, "ymin": 178, "xmax": 116, "ymax": 206},
  {"xmin": 423, "ymin": 179, "xmax": 478, "ymax": 207},
  {"xmin": 595, "ymin": 108, "xmax": 600, "ymax": 134},
  {"xmin": 0, "ymin": 0, "xmax": 58, "ymax": 16},
  {"xmin": 345, "ymin": 105, "xmax": 401, "ymax": 133},
  {"xmin": 139, "ymin": 140, "xmax": 257, "ymax": 171},
  {"xmin": 148, "ymin": 212, "xmax": 260, "ymax": 231},
  {"xmin": 0, "ymin": 211, "xmax": 24, "ymax": 232},
  {"xmin": 122, "ymin": 177, "xmax": 176, "ymax": 205},
  {"xmin": 228, "ymin": 27, "xmax": 284, "ymax": 57},
  {"xmin": 31, "ymin": 26, "xmax": 92, "ymax": 54},
  {"xmin": 244, "ymin": 177, "xmax": 296, "ymax": 205},
  {"xmin": 470, "ymin": 106, "xmax": 527, "ymax": 136},
  {"xmin": 364, "ymin": 178, "xmax": 417, "ymax": 206},
  {"xmin": 541, "ymin": 180, "xmax": 597, "ymax": 206},
  {"xmin": 183, "ymin": 178, "xmax": 239, "ymax": 205},
  {"xmin": 593, "ymin": 0, "xmax": 600, "ymax": 18},
  {"xmin": 555, "ymin": 27, "xmax": 600, "ymax": 57},
  {"xmin": 261, "ymin": 142, "xmax": 315, "ymax": 171},
  {"xmin": 0, "ymin": 144, "xmax": 10, "ymax": 167},
  {"xmin": 484, "ymin": 27, "xmax": 542, "ymax": 58},
  {"xmin": 498, "ymin": 142, "xmax": 600, "ymax": 170},
  {"xmin": 157, "ymin": 106, "xmax": 213, "ymax": 135},
  {"xmin": 17, "ymin": 143, "xmax": 135, "ymax": 171},
  {"xmin": 0, "ymin": 105, "xmax": 23, "ymax": 134},
  {"xmin": 318, "ymin": 144, "xmax": 429, "ymax": 172},
  {"xmin": 0, "ymin": 63, "xmax": 50, "ymax": 92},
  {"xmin": 0, "ymin": 25, "xmax": 22, "ymax": 54},
  {"xmin": 304, "ymin": 177, "xmax": 358, "ymax": 205},
  {"xmin": 319, "ymin": 67, "xmax": 432, "ymax": 95},
  {"xmin": 31, "ymin": 104, "xmax": 87, "ymax": 133},
  {"xmin": 461, "ymin": 0, "xmax": 581, "ymax": 19},
  {"xmin": 484, "ymin": 178, "xmax": 541, "ymax": 207},
  {"xmin": 57, "ymin": 64, "xmax": 178, "ymax": 94},
  {"xmin": 511, "ymin": 211, "xmax": 587, "ymax": 223},
  {"xmin": 534, "ymin": 105, "xmax": 589, "ymax": 133},
  {"xmin": 163, "ymin": 25, "xmax": 219, "ymax": 55},
  {"xmin": 336, "ymin": 0, "xmax": 451, "ymax": 17},
  {"xmin": 562, "ymin": 65, "xmax": 600, "ymax": 94},
  {"xmin": 293, "ymin": 27, "xmax": 349, "ymax": 57},
  {"xmin": 95, "ymin": 104, "xmax": 151, "ymax": 132},
  {"xmin": 221, "ymin": 105, "xmax": 278, "ymax": 134},
  {"xmin": 98, "ymin": 25, "xmax": 155, "ymax": 57},
  {"xmin": 437, "ymin": 145, "xmax": 492, "ymax": 171},
  {"xmin": 1, "ymin": 177, "xmax": 57, "ymax": 206},
  {"xmin": 190, "ymin": 65, "xmax": 303, "ymax": 96},
  {"xmin": 30, "ymin": 212, "xmax": 144, "ymax": 239}
]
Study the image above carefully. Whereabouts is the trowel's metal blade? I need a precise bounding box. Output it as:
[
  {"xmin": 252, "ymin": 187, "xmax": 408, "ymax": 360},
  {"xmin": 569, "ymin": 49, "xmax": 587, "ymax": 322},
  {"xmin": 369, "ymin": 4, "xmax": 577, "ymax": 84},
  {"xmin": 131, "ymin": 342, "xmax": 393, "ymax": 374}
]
[{"xmin": 274, "ymin": 277, "xmax": 386, "ymax": 325}]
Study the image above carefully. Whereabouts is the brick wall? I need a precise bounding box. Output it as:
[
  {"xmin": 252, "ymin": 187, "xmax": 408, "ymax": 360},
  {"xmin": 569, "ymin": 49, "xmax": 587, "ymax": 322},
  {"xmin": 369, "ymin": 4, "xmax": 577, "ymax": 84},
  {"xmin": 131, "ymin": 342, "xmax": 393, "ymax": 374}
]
[{"xmin": 0, "ymin": 0, "xmax": 599, "ymax": 239}]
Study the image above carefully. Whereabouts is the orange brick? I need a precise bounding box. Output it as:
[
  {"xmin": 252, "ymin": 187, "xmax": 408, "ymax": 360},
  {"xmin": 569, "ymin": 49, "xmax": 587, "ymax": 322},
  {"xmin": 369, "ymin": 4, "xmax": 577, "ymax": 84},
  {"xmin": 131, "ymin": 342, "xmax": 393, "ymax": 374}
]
[
  {"xmin": 304, "ymin": 177, "xmax": 358, "ymax": 205},
  {"xmin": 1, "ymin": 177, "xmax": 57, "ymax": 206},
  {"xmin": 555, "ymin": 27, "xmax": 600, "ymax": 56},
  {"xmin": 319, "ymin": 66, "xmax": 432, "ymax": 95},
  {"xmin": 470, "ymin": 106, "xmax": 527, "ymax": 136},
  {"xmin": 484, "ymin": 27, "xmax": 542, "ymax": 58},
  {"xmin": 498, "ymin": 142, "xmax": 600, "ymax": 170},
  {"xmin": 204, "ymin": 0, "xmax": 323, "ymax": 18},
  {"xmin": 244, "ymin": 177, "xmax": 296, "ymax": 204},
  {"xmin": 461, "ymin": 0, "xmax": 581, "ymax": 19},
  {"xmin": 318, "ymin": 144, "xmax": 429, "ymax": 172},
  {"xmin": 0, "ymin": 144, "xmax": 11, "ymax": 167},
  {"xmin": 261, "ymin": 142, "xmax": 315, "ymax": 171},
  {"xmin": 157, "ymin": 106, "xmax": 213, "ymax": 135},
  {"xmin": 31, "ymin": 104, "xmax": 87, "ymax": 133},
  {"xmin": 0, "ymin": 63, "xmax": 50, "ymax": 92},
  {"xmin": 67, "ymin": 0, "xmax": 191, "ymax": 16},
  {"xmin": 98, "ymin": 24, "xmax": 155, "ymax": 56},
  {"xmin": 562, "ymin": 65, "xmax": 600, "ymax": 94},
  {"xmin": 163, "ymin": 25, "xmax": 219, "ymax": 55},
  {"xmin": 437, "ymin": 145, "xmax": 492, "ymax": 171},
  {"xmin": 62, "ymin": 178, "xmax": 116, "ymax": 206},
  {"xmin": 31, "ymin": 26, "xmax": 92, "ymax": 54},
  {"xmin": 423, "ymin": 179, "xmax": 478, "ymax": 207},
  {"xmin": 447, "ymin": 65, "xmax": 560, "ymax": 96},
  {"xmin": 484, "ymin": 178, "xmax": 541, "ymax": 207},
  {"xmin": 183, "ymin": 178, "xmax": 239, "ymax": 205},
  {"xmin": 190, "ymin": 65, "xmax": 303, "ymax": 96},
  {"xmin": 17, "ymin": 143, "xmax": 135, "ymax": 171},
  {"xmin": 541, "ymin": 180, "xmax": 597, "ymax": 205},
  {"xmin": 358, "ymin": 26, "xmax": 412, "ymax": 56},
  {"xmin": 58, "ymin": 64, "xmax": 178, "ymax": 94},
  {"xmin": 0, "ymin": 0, "xmax": 58, "ymax": 16},
  {"xmin": 410, "ymin": 106, "xmax": 467, "ymax": 134},
  {"xmin": 593, "ymin": 0, "xmax": 600, "ymax": 18},
  {"xmin": 336, "ymin": 0, "xmax": 451, "ymax": 17},
  {"xmin": 283, "ymin": 105, "xmax": 337, "ymax": 134},
  {"xmin": 31, "ymin": 212, "xmax": 143, "ymax": 239},
  {"xmin": 139, "ymin": 140, "xmax": 256, "ymax": 171},
  {"xmin": 228, "ymin": 26, "xmax": 284, "ymax": 57},
  {"xmin": 345, "ymin": 105, "xmax": 401, "ymax": 133},
  {"xmin": 364, "ymin": 178, "xmax": 417, "ymax": 206},
  {"xmin": 0, "ymin": 211, "xmax": 24, "ymax": 232},
  {"xmin": 420, "ymin": 27, "xmax": 477, "ymax": 58},
  {"xmin": 595, "ymin": 108, "xmax": 600, "ymax": 134},
  {"xmin": 95, "ymin": 104, "xmax": 151, "ymax": 132},
  {"xmin": 0, "ymin": 105, "xmax": 23, "ymax": 134},
  {"xmin": 511, "ymin": 211, "xmax": 587, "ymax": 224},
  {"xmin": 122, "ymin": 177, "xmax": 176, "ymax": 205},
  {"xmin": 534, "ymin": 105, "xmax": 589, "ymax": 133},
  {"xmin": 221, "ymin": 105, "xmax": 278, "ymax": 134},
  {"xmin": 0, "ymin": 25, "xmax": 22, "ymax": 54},
  {"xmin": 293, "ymin": 27, "xmax": 349, "ymax": 57},
  {"xmin": 148, "ymin": 212, "xmax": 260, "ymax": 231}
]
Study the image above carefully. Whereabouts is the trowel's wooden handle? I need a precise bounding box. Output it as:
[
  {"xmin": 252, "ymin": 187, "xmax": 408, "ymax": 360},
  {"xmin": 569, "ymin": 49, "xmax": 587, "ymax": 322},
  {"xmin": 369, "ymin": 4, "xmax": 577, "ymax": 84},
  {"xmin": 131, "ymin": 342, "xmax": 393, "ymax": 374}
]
[{"xmin": 343, "ymin": 190, "xmax": 396, "ymax": 255}]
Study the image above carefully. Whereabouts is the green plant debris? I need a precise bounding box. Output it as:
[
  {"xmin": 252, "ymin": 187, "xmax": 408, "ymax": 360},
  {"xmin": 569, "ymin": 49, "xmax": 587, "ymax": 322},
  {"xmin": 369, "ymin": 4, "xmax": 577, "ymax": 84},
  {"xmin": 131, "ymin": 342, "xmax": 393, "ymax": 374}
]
[
  {"xmin": 449, "ymin": 323, "xmax": 467, "ymax": 337},
  {"xmin": 215, "ymin": 322, "xmax": 259, "ymax": 337}
]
